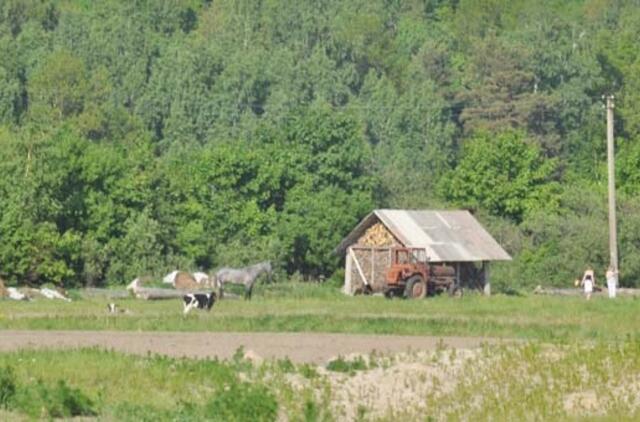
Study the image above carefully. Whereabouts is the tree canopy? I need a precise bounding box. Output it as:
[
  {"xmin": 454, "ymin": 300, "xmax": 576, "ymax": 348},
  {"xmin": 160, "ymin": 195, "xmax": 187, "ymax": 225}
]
[{"xmin": 1, "ymin": 0, "xmax": 639, "ymax": 289}]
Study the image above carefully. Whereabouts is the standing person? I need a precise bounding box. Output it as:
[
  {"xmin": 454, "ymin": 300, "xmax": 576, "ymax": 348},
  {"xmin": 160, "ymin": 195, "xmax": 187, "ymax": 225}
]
[
  {"xmin": 580, "ymin": 268, "xmax": 595, "ymax": 300},
  {"xmin": 606, "ymin": 266, "xmax": 619, "ymax": 299}
]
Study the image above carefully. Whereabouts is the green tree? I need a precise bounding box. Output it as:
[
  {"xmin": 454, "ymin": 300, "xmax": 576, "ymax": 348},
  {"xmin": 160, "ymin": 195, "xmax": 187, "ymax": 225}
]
[
  {"xmin": 28, "ymin": 50, "xmax": 87, "ymax": 124},
  {"xmin": 440, "ymin": 131, "xmax": 559, "ymax": 222}
]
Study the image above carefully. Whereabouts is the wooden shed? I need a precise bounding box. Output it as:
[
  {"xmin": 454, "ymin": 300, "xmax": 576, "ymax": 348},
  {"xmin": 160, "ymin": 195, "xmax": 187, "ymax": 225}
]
[{"xmin": 335, "ymin": 209, "xmax": 511, "ymax": 296}]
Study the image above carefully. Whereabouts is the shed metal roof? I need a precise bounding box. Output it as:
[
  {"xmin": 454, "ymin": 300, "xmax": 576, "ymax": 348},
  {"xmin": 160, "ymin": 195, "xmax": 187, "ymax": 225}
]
[{"xmin": 335, "ymin": 209, "xmax": 511, "ymax": 263}]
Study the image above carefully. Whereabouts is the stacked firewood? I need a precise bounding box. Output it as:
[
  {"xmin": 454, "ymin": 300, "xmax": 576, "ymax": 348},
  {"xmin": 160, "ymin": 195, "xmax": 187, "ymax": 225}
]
[{"xmin": 359, "ymin": 223, "xmax": 398, "ymax": 247}]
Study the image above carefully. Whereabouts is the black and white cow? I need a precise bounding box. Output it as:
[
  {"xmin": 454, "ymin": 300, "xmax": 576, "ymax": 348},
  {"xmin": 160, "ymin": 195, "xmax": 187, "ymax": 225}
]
[{"xmin": 182, "ymin": 292, "xmax": 216, "ymax": 315}]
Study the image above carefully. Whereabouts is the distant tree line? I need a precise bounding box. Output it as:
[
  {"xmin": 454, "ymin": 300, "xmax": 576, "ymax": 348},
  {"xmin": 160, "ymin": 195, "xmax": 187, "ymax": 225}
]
[{"xmin": 1, "ymin": 0, "xmax": 639, "ymax": 289}]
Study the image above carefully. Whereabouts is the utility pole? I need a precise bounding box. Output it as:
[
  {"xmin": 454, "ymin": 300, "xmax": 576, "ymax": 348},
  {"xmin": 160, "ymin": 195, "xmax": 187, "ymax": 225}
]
[{"xmin": 605, "ymin": 95, "xmax": 618, "ymax": 276}]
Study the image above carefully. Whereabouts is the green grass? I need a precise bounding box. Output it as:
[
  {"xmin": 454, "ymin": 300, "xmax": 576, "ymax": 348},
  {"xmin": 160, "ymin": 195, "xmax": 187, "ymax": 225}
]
[
  {"xmin": 0, "ymin": 340, "xmax": 639, "ymax": 420},
  {"xmin": 0, "ymin": 348, "xmax": 295, "ymax": 421},
  {"xmin": 1, "ymin": 283, "xmax": 639, "ymax": 341}
]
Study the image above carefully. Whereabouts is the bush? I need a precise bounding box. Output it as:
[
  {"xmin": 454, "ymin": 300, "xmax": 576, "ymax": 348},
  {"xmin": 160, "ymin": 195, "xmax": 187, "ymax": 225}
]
[
  {"xmin": 12, "ymin": 379, "xmax": 96, "ymax": 418},
  {"xmin": 0, "ymin": 366, "xmax": 16, "ymax": 409},
  {"xmin": 326, "ymin": 355, "xmax": 368, "ymax": 374},
  {"xmin": 206, "ymin": 382, "xmax": 278, "ymax": 422},
  {"xmin": 44, "ymin": 380, "xmax": 97, "ymax": 418}
]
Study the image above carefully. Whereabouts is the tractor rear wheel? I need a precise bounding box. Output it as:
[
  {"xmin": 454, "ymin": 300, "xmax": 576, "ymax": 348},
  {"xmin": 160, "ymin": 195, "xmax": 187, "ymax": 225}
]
[{"xmin": 405, "ymin": 276, "xmax": 427, "ymax": 299}]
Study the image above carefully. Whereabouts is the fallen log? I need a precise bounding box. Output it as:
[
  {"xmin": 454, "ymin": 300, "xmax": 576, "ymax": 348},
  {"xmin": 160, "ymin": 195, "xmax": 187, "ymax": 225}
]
[
  {"xmin": 533, "ymin": 286, "xmax": 640, "ymax": 297},
  {"xmin": 130, "ymin": 286, "xmax": 213, "ymax": 301},
  {"xmin": 615, "ymin": 288, "xmax": 640, "ymax": 297},
  {"xmin": 80, "ymin": 288, "xmax": 131, "ymax": 300},
  {"xmin": 533, "ymin": 287, "xmax": 585, "ymax": 296}
]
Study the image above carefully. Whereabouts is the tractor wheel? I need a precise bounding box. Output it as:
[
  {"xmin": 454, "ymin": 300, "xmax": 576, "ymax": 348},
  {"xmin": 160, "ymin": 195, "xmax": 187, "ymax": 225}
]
[
  {"xmin": 405, "ymin": 276, "xmax": 427, "ymax": 299},
  {"xmin": 448, "ymin": 283, "xmax": 463, "ymax": 298}
]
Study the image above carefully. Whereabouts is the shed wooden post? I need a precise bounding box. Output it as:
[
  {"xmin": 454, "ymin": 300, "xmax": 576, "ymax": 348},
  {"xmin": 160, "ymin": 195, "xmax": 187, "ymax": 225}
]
[
  {"xmin": 371, "ymin": 247, "xmax": 375, "ymax": 288},
  {"xmin": 344, "ymin": 247, "xmax": 353, "ymax": 295},
  {"xmin": 482, "ymin": 261, "xmax": 491, "ymax": 296}
]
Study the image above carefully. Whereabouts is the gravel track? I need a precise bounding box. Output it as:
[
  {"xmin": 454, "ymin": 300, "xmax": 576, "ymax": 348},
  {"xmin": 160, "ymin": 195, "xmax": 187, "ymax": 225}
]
[{"xmin": 0, "ymin": 330, "xmax": 504, "ymax": 364}]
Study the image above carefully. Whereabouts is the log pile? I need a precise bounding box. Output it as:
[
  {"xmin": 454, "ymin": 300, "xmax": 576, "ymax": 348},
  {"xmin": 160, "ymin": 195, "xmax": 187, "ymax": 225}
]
[
  {"xmin": 349, "ymin": 248, "xmax": 392, "ymax": 293},
  {"xmin": 358, "ymin": 223, "xmax": 399, "ymax": 247}
]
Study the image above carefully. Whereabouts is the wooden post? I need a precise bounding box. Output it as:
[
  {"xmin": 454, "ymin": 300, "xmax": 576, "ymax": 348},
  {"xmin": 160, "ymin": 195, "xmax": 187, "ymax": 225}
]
[
  {"xmin": 371, "ymin": 248, "xmax": 376, "ymax": 288},
  {"xmin": 483, "ymin": 261, "xmax": 491, "ymax": 296},
  {"xmin": 455, "ymin": 263, "xmax": 460, "ymax": 288},
  {"xmin": 344, "ymin": 248, "xmax": 353, "ymax": 295},
  {"xmin": 605, "ymin": 95, "xmax": 619, "ymax": 276}
]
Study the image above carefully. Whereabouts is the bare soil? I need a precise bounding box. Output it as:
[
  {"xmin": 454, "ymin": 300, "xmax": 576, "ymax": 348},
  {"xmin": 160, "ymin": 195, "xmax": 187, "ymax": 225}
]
[{"xmin": 0, "ymin": 330, "xmax": 504, "ymax": 364}]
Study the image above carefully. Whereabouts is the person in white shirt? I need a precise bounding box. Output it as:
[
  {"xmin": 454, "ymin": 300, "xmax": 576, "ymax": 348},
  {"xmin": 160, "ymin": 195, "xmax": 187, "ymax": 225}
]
[
  {"xmin": 605, "ymin": 266, "xmax": 619, "ymax": 299},
  {"xmin": 580, "ymin": 268, "xmax": 595, "ymax": 300}
]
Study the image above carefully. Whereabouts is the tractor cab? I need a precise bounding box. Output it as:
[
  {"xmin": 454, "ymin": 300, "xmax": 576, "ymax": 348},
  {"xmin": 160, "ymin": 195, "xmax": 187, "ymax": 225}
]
[
  {"xmin": 384, "ymin": 247, "xmax": 460, "ymax": 299},
  {"xmin": 385, "ymin": 247, "xmax": 430, "ymax": 299}
]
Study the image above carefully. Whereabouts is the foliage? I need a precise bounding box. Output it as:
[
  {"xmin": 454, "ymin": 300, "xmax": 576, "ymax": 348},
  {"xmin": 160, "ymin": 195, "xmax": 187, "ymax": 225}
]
[
  {"xmin": 1, "ymin": 0, "xmax": 640, "ymax": 289},
  {"xmin": 0, "ymin": 348, "xmax": 323, "ymax": 421},
  {"xmin": 440, "ymin": 131, "xmax": 559, "ymax": 222},
  {"xmin": 1, "ymin": 374, "xmax": 96, "ymax": 419},
  {"xmin": 0, "ymin": 366, "xmax": 16, "ymax": 409},
  {"xmin": 33, "ymin": 379, "xmax": 97, "ymax": 418},
  {"xmin": 326, "ymin": 355, "xmax": 370, "ymax": 374},
  {"xmin": 206, "ymin": 382, "xmax": 278, "ymax": 422}
]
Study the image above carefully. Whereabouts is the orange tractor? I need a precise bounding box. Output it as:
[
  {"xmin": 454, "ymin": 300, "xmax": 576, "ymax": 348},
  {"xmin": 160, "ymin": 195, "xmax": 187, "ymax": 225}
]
[{"xmin": 384, "ymin": 247, "xmax": 461, "ymax": 299}]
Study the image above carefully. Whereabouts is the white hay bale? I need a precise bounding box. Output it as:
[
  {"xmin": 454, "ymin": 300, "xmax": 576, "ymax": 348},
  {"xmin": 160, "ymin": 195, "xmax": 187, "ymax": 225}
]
[
  {"xmin": 7, "ymin": 287, "xmax": 27, "ymax": 301},
  {"xmin": 163, "ymin": 270, "xmax": 179, "ymax": 285}
]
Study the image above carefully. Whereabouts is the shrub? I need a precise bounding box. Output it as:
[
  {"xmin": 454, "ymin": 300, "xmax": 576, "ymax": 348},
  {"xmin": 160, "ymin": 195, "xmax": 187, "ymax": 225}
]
[
  {"xmin": 206, "ymin": 382, "xmax": 278, "ymax": 422},
  {"xmin": 37, "ymin": 379, "xmax": 97, "ymax": 418},
  {"xmin": 0, "ymin": 366, "xmax": 16, "ymax": 409},
  {"xmin": 326, "ymin": 355, "xmax": 368, "ymax": 374},
  {"xmin": 303, "ymin": 399, "xmax": 319, "ymax": 422},
  {"xmin": 13, "ymin": 379, "xmax": 97, "ymax": 418}
]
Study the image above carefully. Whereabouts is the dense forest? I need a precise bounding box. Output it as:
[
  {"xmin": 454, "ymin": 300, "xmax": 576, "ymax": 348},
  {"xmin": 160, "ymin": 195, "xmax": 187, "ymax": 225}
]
[{"xmin": 1, "ymin": 0, "xmax": 639, "ymax": 290}]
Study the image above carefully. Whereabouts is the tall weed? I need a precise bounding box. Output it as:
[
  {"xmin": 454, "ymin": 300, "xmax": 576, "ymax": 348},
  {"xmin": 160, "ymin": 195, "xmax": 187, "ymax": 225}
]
[{"xmin": 0, "ymin": 366, "xmax": 16, "ymax": 409}]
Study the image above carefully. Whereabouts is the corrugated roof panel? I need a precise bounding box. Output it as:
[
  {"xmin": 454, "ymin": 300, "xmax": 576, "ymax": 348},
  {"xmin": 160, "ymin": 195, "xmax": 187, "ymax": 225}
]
[
  {"xmin": 376, "ymin": 210, "xmax": 433, "ymax": 247},
  {"xmin": 336, "ymin": 209, "xmax": 511, "ymax": 262},
  {"xmin": 430, "ymin": 243, "xmax": 470, "ymax": 262}
]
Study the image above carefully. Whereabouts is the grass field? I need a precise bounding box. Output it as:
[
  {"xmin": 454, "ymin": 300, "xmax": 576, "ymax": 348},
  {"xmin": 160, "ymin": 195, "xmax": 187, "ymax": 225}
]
[
  {"xmin": 1, "ymin": 283, "xmax": 639, "ymax": 342},
  {"xmin": 2, "ymin": 283, "xmax": 640, "ymax": 420},
  {"xmin": 0, "ymin": 340, "xmax": 639, "ymax": 420}
]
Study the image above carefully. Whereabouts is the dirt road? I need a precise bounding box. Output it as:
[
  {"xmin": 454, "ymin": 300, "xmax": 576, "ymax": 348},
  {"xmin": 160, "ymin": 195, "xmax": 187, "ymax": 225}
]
[{"xmin": 0, "ymin": 330, "xmax": 506, "ymax": 363}]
